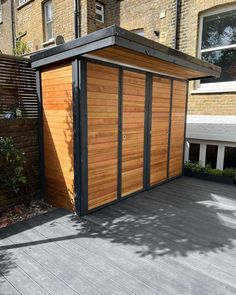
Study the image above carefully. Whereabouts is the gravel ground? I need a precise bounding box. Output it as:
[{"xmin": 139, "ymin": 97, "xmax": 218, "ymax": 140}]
[{"xmin": 0, "ymin": 200, "xmax": 54, "ymax": 228}]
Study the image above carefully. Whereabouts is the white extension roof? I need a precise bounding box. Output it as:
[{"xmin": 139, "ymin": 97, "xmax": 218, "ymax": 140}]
[{"xmin": 186, "ymin": 115, "xmax": 236, "ymax": 143}]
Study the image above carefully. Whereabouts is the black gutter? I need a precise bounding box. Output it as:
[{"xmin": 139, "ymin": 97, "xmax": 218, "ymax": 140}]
[
  {"xmin": 174, "ymin": 0, "xmax": 180, "ymax": 50},
  {"xmin": 74, "ymin": 0, "xmax": 79, "ymax": 39},
  {"xmin": 10, "ymin": 0, "xmax": 16, "ymax": 50}
]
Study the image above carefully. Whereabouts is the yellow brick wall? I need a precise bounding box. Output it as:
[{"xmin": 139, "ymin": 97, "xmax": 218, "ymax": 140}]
[
  {"xmin": 0, "ymin": 0, "xmax": 13, "ymax": 54},
  {"xmin": 176, "ymin": 0, "xmax": 236, "ymax": 116},
  {"xmin": 16, "ymin": 0, "xmax": 74, "ymax": 53}
]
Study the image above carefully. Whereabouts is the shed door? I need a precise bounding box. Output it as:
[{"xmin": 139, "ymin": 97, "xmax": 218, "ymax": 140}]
[
  {"xmin": 122, "ymin": 70, "xmax": 146, "ymax": 197},
  {"xmin": 87, "ymin": 63, "xmax": 119, "ymax": 210},
  {"xmin": 150, "ymin": 76, "xmax": 171, "ymax": 186}
]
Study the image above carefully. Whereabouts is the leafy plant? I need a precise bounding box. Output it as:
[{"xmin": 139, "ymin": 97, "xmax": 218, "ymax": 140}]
[
  {"xmin": 208, "ymin": 169, "xmax": 223, "ymax": 176},
  {"xmin": 13, "ymin": 37, "xmax": 30, "ymax": 56},
  {"xmin": 222, "ymin": 168, "xmax": 236, "ymax": 178},
  {"xmin": 0, "ymin": 137, "xmax": 26, "ymax": 193}
]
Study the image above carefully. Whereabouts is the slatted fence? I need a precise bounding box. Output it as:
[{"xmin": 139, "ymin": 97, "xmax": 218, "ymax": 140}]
[{"xmin": 0, "ymin": 54, "xmax": 38, "ymax": 118}]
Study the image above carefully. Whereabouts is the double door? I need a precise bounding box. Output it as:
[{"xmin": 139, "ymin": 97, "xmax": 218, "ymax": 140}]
[{"xmin": 87, "ymin": 61, "xmax": 187, "ymax": 211}]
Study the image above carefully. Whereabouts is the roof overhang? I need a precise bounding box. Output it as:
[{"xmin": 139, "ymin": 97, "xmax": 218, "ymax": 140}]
[{"xmin": 31, "ymin": 25, "xmax": 221, "ymax": 80}]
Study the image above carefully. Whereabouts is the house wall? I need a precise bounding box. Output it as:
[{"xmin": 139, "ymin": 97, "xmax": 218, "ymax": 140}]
[
  {"xmin": 0, "ymin": 0, "xmax": 13, "ymax": 54},
  {"xmin": 15, "ymin": 0, "xmax": 74, "ymax": 53}
]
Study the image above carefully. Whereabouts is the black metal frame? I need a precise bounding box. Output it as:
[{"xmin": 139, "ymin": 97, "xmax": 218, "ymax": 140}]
[
  {"xmin": 36, "ymin": 70, "xmax": 45, "ymax": 197},
  {"xmin": 117, "ymin": 66, "xmax": 123, "ymax": 200},
  {"xmin": 77, "ymin": 58, "xmax": 88, "ymax": 216},
  {"xmin": 182, "ymin": 81, "xmax": 189, "ymax": 174},
  {"xmin": 72, "ymin": 59, "xmax": 80, "ymax": 214},
  {"xmin": 167, "ymin": 79, "xmax": 174, "ymax": 179},
  {"xmin": 144, "ymin": 73, "xmax": 153, "ymax": 190}
]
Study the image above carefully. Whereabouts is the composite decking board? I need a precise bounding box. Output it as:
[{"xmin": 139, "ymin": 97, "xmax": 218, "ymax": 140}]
[
  {"xmin": 1, "ymin": 222, "xmax": 134, "ymax": 295},
  {"xmin": 1, "ymin": 177, "xmax": 236, "ymax": 295},
  {"xmin": 0, "ymin": 275, "xmax": 20, "ymax": 295},
  {"xmin": 0, "ymin": 238, "xmax": 79, "ymax": 295}
]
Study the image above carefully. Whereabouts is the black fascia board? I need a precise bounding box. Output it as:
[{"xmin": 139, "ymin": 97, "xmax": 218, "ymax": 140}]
[{"xmin": 30, "ymin": 25, "xmax": 221, "ymax": 79}]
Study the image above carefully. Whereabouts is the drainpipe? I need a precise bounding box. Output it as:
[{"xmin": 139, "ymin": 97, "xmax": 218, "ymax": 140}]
[
  {"xmin": 174, "ymin": 0, "xmax": 180, "ymax": 50},
  {"xmin": 10, "ymin": 0, "xmax": 16, "ymax": 50},
  {"xmin": 74, "ymin": 0, "xmax": 79, "ymax": 38}
]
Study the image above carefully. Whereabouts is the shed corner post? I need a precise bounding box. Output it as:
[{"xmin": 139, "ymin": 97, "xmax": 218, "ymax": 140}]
[
  {"xmin": 144, "ymin": 72, "xmax": 153, "ymax": 190},
  {"xmin": 182, "ymin": 80, "xmax": 189, "ymax": 175},
  {"xmin": 36, "ymin": 70, "xmax": 45, "ymax": 198},
  {"xmin": 72, "ymin": 57, "xmax": 88, "ymax": 216}
]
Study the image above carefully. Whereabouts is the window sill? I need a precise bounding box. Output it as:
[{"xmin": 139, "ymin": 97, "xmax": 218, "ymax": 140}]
[
  {"xmin": 17, "ymin": 0, "xmax": 35, "ymax": 10},
  {"xmin": 42, "ymin": 39, "xmax": 55, "ymax": 47}
]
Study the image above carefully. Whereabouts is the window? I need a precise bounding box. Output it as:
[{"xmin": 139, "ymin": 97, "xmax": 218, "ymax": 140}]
[
  {"xmin": 131, "ymin": 29, "xmax": 144, "ymax": 37},
  {"xmin": 0, "ymin": 1, "xmax": 2, "ymax": 23},
  {"xmin": 199, "ymin": 7, "xmax": 236, "ymax": 90},
  {"xmin": 224, "ymin": 146, "xmax": 236, "ymax": 168},
  {"xmin": 206, "ymin": 144, "xmax": 218, "ymax": 168},
  {"xmin": 189, "ymin": 143, "xmax": 200, "ymax": 163},
  {"xmin": 95, "ymin": 2, "xmax": 104, "ymax": 23},
  {"xmin": 43, "ymin": 0, "xmax": 53, "ymax": 42}
]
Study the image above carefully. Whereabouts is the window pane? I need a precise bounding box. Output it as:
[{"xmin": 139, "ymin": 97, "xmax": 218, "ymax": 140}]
[
  {"xmin": 202, "ymin": 10, "xmax": 236, "ymax": 50},
  {"xmin": 46, "ymin": 22, "xmax": 53, "ymax": 40},
  {"xmin": 95, "ymin": 13, "xmax": 103, "ymax": 22},
  {"xmin": 189, "ymin": 143, "xmax": 200, "ymax": 163},
  {"xmin": 45, "ymin": 3, "xmax": 52, "ymax": 22},
  {"xmin": 201, "ymin": 48, "xmax": 236, "ymax": 83},
  {"xmin": 224, "ymin": 146, "xmax": 236, "ymax": 169},
  {"xmin": 206, "ymin": 145, "xmax": 218, "ymax": 169}
]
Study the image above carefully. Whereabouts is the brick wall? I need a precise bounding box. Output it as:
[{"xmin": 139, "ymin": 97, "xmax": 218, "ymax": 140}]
[
  {"xmin": 15, "ymin": 0, "xmax": 74, "ymax": 53},
  {"xmin": 0, "ymin": 0, "xmax": 13, "ymax": 54},
  {"xmin": 0, "ymin": 118, "xmax": 39, "ymax": 211}
]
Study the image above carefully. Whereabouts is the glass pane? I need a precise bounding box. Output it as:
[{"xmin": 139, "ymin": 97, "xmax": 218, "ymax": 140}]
[
  {"xmin": 96, "ymin": 4, "xmax": 102, "ymax": 11},
  {"xmin": 96, "ymin": 13, "xmax": 103, "ymax": 21},
  {"xmin": 201, "ymin": 48, "xmax": 236, "ymax": 83},
  {"xmin": 46, "ymin": 22, "xmax": 53, "ymax": 40},
  {"xmin": 45, "ymin": 2, "xmax": 52, "ymax": 22},
  {"xmin": 202, "ymin": 10, "xmax": 236, "ymax": 49},
  {"xmin": 189, "ymin": 143, "xmax": 200, "ymax": 163},
  {"xmin": 224, "ymin": 146, "xmax": 236, "ymax": 169},
  {"xmin": 206, "ymin": 145, "xmax": 218, "ymax": 169}
]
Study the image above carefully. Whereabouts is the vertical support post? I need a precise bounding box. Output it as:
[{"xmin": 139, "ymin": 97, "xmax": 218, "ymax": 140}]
[
  {"xmin": 79, "ymin": 58, "xmax": 88, "ymax": 216},
  {"xmin": 199, "ymin": 143, "xmax": 207, "ymax": 166},
  {"xmin": 36, "ymin": 70, "xmax": 45, "ymax": 197},
  {"xmin": 184, "ymin": 140, "xmax": 190, "ymax": 162},
  {"xmin": 144, "ymin": 73, "xmax": 153, "ymax": 190},
  {"xmin": 217, "ymin": 144, "xmax": 225, "ymax": 170},
  {"xmin": 167, "ymin": 79, "xmax": 174, "ymax": 179},
  {"xmin": 72, "ymin": 59, "xmax": 80, "ymax": 214},
  {"xmin": 117, "ymin": 66, "xmax": 123, "ymax": 200},
  {"xmin": 182, "ymin": 81, "xmax": 189, "ymax": 174}
]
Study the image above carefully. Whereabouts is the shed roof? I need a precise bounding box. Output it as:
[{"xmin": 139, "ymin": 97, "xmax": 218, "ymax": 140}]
[{"xmin": 31, "ymin": 25, "xmax": 221, "ymax": 80}]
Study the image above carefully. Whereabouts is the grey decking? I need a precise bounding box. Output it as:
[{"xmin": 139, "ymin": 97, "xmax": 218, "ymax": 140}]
[{"xmin": 0, "ymin": 177, "xmax": 236, "ymax": 295}]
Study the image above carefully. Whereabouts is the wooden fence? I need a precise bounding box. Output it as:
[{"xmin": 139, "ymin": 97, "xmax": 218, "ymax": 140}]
[
  {"xmin": 0, "ymin": 54, "xmax": 39, "ymax": 211},
  {"xmin": 0, "ymin": 54, "xmax": 38, "ymax": 118}
]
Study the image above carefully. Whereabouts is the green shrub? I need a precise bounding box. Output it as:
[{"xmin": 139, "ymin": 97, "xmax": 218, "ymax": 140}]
[
  {"xmin": 222, "ymin": 168, "xmax": 236, "ymax": 178},
  {"xmin": 208, "ymin": 169, "xmax": 223, "ymax": 176},
  {"xmin": 0, "ymin": 137, "xmax": 26, "ymax": 193}
]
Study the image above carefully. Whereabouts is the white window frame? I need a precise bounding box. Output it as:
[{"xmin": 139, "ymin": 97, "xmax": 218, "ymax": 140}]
[
  {"xmin": 43, "ymin": 0, "xmax": 53, "ymax": 42},
  {"xmin": 19, "ymin": 0, "xmax": 27, "ymax": 5},
  {"xmin": 95, "ymin": 2, "xmax": 104, "ymax": 23},
  {"xmin": 0, "ymin": 1, "xmax": 2, "ymax": 23},
  {"xmin": 195, "ymin": 5, "xmax": 236, "ymax": 93}
]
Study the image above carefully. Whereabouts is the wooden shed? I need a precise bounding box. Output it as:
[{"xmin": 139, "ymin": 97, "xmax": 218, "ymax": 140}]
[{"xmin": 31, "ymin": 26, "xmax": 220, "ymax": 215}]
